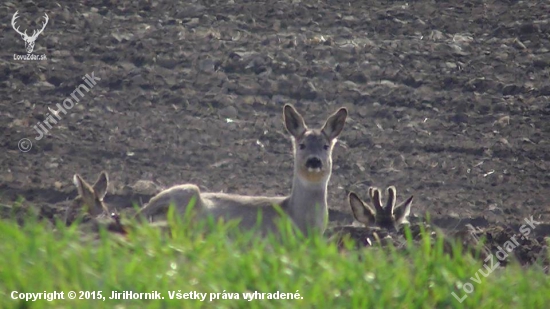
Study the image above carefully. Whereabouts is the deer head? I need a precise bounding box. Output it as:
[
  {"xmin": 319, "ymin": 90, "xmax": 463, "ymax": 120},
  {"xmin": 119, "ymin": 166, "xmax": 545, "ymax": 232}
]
[
  {"xmin": 12, "ymin": 11, "xmax": 49, "ymax": 54},
  {"xmin": 67, "ymin": 171, "xmax": 127, "ymax": 236},
  {"xmin": 348, "ymin": 186, "xmax": 413, "ymax": 231}
]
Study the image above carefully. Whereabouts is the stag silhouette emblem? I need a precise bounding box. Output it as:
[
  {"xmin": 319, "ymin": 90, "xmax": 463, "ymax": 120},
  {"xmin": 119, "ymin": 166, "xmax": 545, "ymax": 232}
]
[{"xmin": 12, "ymin": 11, "xmax": 49, "ymax": 54}]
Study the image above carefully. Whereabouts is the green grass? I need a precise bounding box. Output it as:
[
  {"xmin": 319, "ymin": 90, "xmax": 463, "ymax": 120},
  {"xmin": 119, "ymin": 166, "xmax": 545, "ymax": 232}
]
[{"xmin": 0, "ymin": 206, "xmax": 549, "ymax": 309}]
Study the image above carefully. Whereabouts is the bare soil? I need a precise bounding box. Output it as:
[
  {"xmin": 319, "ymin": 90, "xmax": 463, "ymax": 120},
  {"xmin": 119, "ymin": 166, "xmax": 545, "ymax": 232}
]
[{"xmin": 0, "ymin": 0, "xmax": 549, "ymax": 267}]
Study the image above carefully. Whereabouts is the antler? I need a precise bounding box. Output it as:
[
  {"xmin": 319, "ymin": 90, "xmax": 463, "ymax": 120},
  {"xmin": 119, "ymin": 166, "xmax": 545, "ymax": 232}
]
[
  {"xmin": 384, "ymin": 186, "xmax": 397, "ymax": 216},
  {"xmin": 349, "ymin": 185, "xmax": 414, "ymax": 230},
  {"xmin": 11, "ymin": 11, "xmax": 28, "ymax": 38},
  {"xmin": 30, "ymin": 13, "xmax": 49, "ymax": 39},
  {"xmin": 368, "ymin": 187, "xmax": 385, "ymax": 213}
]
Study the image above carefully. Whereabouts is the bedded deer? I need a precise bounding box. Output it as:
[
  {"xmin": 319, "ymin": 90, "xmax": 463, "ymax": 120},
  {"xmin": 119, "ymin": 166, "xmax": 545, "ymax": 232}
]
[
  {"xmin": 348, "ymin": 186, "xmax": 413, "ymax": 232},
  {"xmin": 66, "ymin": 171, "xmax": 127, "ymax": 235},
  {"xmin": 347, "ymin": 186, "xmax": 490, "ymax": 259},
  {"xmin": 135, "ymin": 104, "xmax": 347, "ymax": 237}
]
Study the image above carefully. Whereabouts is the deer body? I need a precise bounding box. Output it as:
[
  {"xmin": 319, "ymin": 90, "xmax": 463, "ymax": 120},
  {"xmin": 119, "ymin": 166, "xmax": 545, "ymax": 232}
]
[
  {"xmin": 136, "ymin": 104, "xmax": 347, "ymax": 236},
  {"xmin": 145, "ymin": 178, "xmax": 327, "ymax": 235}
]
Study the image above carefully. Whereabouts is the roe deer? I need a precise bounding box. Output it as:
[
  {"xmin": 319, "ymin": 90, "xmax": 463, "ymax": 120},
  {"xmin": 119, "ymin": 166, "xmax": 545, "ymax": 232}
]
[
  {"xmin": 348, "ymin": 186, "xmax": 413, "ymax": 232},
  {"xmin": 134, "ymin": 104, "xmax": 348, "ymax": 236},
  {"xmin": 66, "ymin": 171, "xmax": 127, "ymax": 235},
  {"xmin": 344, "ymin": 186, "xmax": 491, "ymax": 259}
]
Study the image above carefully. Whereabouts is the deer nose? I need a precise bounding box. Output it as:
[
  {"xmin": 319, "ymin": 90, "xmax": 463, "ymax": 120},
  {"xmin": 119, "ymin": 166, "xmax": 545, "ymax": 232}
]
[{"xmin": 305, "ymin": 157, "xmax": 323, "ymax": 169}]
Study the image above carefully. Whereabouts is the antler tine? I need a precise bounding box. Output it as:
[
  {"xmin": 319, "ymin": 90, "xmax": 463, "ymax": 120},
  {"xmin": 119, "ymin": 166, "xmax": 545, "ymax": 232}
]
[
  {"xmin": 369, "ymin": 187, "xmax": 384, "ymax": 213},
  {"xmin": 42, "ymin": 13, "xmax": 49, "ymax": 28},
  {"xmin": 385, "ymin": 186, "xmax": 397, "ymax": 216},
  {"xmin": 12, "ymin": 11, "xmax": 19, "ymax": 24},
  {"xmin": 12, "ymin": 11, "xmax": 18, "ymax": 23},
  {"xmin": 368, "ymin": 187, "xmax": 375, "ymax": 200},
  {"xmin": 31, "ymin": 13, "xmax": 48, "ymax": 39},
  {"xmin": 11, "ymin": 11, "xmax": 27, "ymax": 37}
]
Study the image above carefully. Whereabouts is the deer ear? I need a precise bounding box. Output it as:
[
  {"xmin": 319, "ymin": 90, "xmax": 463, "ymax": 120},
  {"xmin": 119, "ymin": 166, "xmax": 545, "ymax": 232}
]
[
  {"xmin": 283, "ymin": 104, "xmax": 307, "ymax": 138},
  {"xmin": 73, "ymin": 174, "xmax": 94, "ymax": 199},
  {"xmin": 321, "ymin": 107, "xmax": 347, "ymax": 140},
  {"xmin": 349, "ymin": 192, "xmax": 376, "ymax": 225},
  {"xmin": 93, "ymin": 171, "xmax": 109, "ymax": 201},
  {"xmin": 394, "ymin": 195, "xmax": 413, "ymax": 225}
]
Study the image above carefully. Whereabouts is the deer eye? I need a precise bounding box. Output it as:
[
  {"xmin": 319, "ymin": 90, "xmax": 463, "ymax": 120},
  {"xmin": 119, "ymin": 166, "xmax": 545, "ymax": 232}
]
[
  {"xmin": 323, "ymin": 144, "xmax": 330, "ymax": 150},
  {"xmin": 299, "ymin": 143, "xmax": 306, "ymax": 150}
]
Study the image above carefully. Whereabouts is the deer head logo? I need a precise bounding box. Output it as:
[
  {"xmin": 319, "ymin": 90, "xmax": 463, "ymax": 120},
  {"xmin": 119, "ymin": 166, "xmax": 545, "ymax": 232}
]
[{"xmin": 12, "ymin": 11, "xmax": 49, "ymax": 54}]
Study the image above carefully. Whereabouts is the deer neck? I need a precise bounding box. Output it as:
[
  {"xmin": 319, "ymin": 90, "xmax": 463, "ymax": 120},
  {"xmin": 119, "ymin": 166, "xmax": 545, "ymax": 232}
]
[{"xmin": 287, "ymin": 172, "xmax": 329, "ymax": 236}]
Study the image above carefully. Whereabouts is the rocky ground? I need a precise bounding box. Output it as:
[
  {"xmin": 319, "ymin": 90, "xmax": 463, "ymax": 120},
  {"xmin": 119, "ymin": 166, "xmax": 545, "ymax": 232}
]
[{"xmin": 0, "ymin": 0, "xmax": 549, "ymax": 267}]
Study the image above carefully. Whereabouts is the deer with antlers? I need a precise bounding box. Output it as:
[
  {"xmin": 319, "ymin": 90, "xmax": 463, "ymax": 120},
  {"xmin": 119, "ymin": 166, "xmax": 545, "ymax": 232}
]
[
  {"xmin": 348, "ymin": 186, "xmax": 414, "ymax": 232},
  {"xmin": 11, "ymin": 11, "xmax": 49, "ymax": 54}
]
